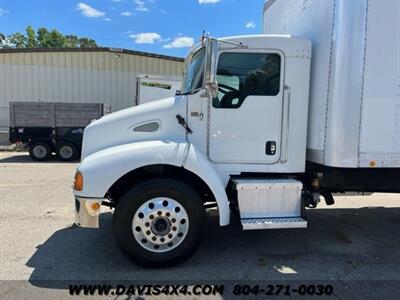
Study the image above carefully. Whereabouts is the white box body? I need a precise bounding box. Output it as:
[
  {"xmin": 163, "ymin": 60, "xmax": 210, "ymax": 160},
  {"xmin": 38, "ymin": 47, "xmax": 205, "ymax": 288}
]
[
  {"xmin": 264, "ymin": 0, "xmax": 400, "ymax": 168},
  {"xmin": 233, "ymin": 178, "xmax": 303, "ymax": 219}
]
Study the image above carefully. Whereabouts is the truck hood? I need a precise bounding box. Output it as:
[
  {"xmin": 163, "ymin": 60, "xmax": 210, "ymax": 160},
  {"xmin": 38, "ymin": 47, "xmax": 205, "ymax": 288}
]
[{"xmin": 81, "ymin": 96, "xmax": 187, "ymax": 160}]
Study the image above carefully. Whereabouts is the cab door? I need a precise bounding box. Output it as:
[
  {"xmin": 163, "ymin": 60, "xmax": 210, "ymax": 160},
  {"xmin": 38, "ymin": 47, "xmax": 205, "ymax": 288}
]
[{"xmin": 208, "ymin": 51, "xmax": 284, "ymax": 164}]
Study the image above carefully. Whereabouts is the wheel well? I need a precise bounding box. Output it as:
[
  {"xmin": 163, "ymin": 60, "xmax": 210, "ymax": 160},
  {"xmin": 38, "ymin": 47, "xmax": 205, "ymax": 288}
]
[{"xmin": 107, "ymin": 164, "xmax": 216, "ymax": 204}]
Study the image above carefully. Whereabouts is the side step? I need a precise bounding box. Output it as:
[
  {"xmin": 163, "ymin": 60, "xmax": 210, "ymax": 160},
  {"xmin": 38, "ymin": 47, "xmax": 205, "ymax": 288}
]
[{"xmin": 241, "ymin": 217, "xmax": 308, "ymax": 230}]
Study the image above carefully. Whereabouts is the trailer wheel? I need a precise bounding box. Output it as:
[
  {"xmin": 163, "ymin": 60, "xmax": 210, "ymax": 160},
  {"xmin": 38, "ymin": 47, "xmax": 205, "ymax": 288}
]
[
  {"xmin": 113, "ymin": 178, "xmax": 205, "ymax": 267},
  {"xmin": 29, "ymin": 141, "xmax": 52, "ymax": 161},
  {"xmin": 56, "ymin": 142, "xmax": 79, "ymax": 161}
]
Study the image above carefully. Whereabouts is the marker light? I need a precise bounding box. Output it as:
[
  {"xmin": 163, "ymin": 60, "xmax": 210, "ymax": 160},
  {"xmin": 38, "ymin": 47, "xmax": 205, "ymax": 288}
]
[
  {"xmin": 74, "ymin": 171, "xmax": 83, "ymax": 191},
  {"xmin": 91, "ymin": 202, "xmax": 101, "ymax": 211}
]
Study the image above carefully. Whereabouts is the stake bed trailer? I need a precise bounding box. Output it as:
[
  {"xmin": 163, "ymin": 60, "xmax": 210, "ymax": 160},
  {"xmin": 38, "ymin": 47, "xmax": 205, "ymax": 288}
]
[
  {"xmin": 73, "ymin": 0, "xmax": 400, "ymax": 266},
  {"xmin": 9, "ymin": 102, "xmax": 110, "ymax": 161}
]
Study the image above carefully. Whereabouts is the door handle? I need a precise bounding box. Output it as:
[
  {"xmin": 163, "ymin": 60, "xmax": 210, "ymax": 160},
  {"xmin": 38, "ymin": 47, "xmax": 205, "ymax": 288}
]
[{"xmin": 266, "ymin": 141, "xmax": 276, "ymax": 155}]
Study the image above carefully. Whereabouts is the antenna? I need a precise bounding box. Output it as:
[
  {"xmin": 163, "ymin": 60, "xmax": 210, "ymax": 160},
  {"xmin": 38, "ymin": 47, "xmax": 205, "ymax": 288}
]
[{"xmin": 201, "ymin": 30, "xmax": 206, "ymax": 46}]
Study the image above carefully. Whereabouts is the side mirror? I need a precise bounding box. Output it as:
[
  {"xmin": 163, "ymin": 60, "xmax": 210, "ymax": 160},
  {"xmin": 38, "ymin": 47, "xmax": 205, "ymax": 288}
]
[{"xmin": 204, "ymin": 38, "xmax": 219, "ymax": 99}]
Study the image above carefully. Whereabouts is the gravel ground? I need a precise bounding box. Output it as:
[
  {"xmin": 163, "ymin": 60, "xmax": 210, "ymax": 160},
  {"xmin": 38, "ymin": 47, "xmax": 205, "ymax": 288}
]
[{"xmin": 1, "ymin": 152, "xmax": 399, "ymax": 299}]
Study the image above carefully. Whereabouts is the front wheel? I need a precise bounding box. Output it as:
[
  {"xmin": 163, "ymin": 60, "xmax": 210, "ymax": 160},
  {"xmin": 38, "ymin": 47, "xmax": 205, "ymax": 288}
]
[{"xmin": 113, "ymin": 178, "xmax": 205, "ymax": 267}]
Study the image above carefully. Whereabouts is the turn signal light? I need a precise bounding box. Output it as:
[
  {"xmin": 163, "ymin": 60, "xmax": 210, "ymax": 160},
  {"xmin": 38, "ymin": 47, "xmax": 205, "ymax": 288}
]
[
  {"xmin": 91, "ymin": 202, "xmax": 101, "ymax": 211},
  {"xmin": 74, "ymin": 171, "xmax": 83, "ymax": 191}
]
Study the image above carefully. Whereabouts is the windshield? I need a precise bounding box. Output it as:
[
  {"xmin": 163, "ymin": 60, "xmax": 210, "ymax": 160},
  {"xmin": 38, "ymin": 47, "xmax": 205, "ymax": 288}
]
[{"xmin": 180, "ymin": 48, "xmax": 206, "ymax": 94}]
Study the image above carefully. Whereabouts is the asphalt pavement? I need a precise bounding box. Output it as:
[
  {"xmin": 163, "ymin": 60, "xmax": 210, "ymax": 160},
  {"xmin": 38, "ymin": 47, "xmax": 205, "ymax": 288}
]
[{"xmin": 1, "ymin": 152, "xmax": 400, "ymax": 299}]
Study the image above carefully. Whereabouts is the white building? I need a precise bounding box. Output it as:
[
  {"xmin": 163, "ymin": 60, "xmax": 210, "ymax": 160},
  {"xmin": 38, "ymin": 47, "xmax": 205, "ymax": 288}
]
[{"xmin": 0, "ymin": 47, "xmax": 184, "ymax": 136}]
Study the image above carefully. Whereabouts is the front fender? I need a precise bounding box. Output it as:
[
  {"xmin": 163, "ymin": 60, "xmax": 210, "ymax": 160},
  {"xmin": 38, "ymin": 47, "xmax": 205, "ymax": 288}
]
[
  {"xmin": 74, "ymin": 141, "xmax": 230, "ymax": 226},
  {"xmin": 184, "ymin": 145, "xmax": 230, "ymax": 226},
  {"xmin": 75, "ymin": 140, "xmax": 189, "ymax": 198}
]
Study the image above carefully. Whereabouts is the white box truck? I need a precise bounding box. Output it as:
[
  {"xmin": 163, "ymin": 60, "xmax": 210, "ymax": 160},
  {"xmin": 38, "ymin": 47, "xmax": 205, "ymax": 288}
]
[{"xmin": 72, "ymin": 0, "xmax": 400, "ymax": 266}]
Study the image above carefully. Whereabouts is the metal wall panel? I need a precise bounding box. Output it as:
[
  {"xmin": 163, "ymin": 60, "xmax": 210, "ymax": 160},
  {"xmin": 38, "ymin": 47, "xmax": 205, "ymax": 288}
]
[{"xmin": 0, "ymin": 50, "xmax": 184, "ymax": 131}]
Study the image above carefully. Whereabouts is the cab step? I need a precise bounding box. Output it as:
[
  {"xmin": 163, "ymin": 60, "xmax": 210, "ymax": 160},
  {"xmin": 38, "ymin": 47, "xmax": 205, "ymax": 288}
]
[
  {"xmin": 241, "ymin": 217, "xmax": 308, "ymax": 230},
  {"xmin": 232, "ymin": 177, "xmax": 308, "ymax": 230}
]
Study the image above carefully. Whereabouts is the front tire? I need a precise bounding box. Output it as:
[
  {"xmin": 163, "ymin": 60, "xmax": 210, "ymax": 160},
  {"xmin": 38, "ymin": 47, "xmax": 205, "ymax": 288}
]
[{"xmin": 113, "ymin": 178, "xmax": 205, "ymax": 267}]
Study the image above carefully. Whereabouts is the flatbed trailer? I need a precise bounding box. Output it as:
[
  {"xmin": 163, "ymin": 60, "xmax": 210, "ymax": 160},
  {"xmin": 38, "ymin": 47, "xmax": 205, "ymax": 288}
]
[{"xmin": 9, "ymin": 102, "xmax": 110, "ymax": 161}]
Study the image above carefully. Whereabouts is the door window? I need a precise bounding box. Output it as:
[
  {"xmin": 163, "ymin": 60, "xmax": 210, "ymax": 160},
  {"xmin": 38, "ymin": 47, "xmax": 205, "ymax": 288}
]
[{"xmin": 213, "ymin": 53, "xmax": 281, "ymax": 108}]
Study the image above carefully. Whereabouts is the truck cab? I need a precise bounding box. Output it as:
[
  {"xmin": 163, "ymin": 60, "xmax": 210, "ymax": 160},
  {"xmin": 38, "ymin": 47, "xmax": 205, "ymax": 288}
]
[{"xmin": 73, "ymin": 35, "xmax": 312, "ymax": 266}]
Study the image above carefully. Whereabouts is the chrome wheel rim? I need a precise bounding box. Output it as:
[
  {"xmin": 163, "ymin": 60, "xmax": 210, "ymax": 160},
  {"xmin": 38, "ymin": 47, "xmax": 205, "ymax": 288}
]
[
  {"xmin": 60, "ymin": 146, "xmax": 73, "ymax": 159},
  {"xmin": 33, "ymin": 145, "xmax": 47, "ymax": 158},
  {"xmin": 132, "ymin": 197, "xmax": 189, "ymax": 253}
]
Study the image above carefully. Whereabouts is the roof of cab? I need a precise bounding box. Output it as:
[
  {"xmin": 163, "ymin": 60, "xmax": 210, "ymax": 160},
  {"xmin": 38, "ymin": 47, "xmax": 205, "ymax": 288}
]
[{"xmin": 219, "ymin": 34, "xmax": 311, "ymax": 58}]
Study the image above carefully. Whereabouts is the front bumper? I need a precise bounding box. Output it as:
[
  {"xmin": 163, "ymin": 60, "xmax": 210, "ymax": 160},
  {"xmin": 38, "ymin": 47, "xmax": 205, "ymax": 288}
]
[{"xmin": 75, "ymin": 196, "xmax": 105, "ymax": 228}]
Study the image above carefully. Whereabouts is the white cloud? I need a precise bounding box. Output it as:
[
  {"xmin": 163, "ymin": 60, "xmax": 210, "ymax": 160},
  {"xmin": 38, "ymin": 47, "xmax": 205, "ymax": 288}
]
[
  {"xmin": 121, "ymin": 11, "xmax": 132, "ymax": 16},
  {"xmin": 130, "ymin": 32, "xmax": 161, "ymax": 44},
  {"xmin": 198, "ymin": 0, "xmax": 221, "ymax": 4},
  {"xmin": 104, "ymin": 17, "xmax": 112, "ymax": 21},
  {"xmin": 0, "ymin": 7, "xmax": 10, "ymax": 16},
  {"xmin": 163, "ymin": 36, "xmax": 194, "ymax": 49},
  {"xmin": 76, "ymin": 3, "xmax": 105, "ymax": 18},
  {"xmin": 134, "ymin": 0, "xmax": 149, "ymax": 12},
  {"xmin": 245, "ymin": 21, "xmax": 256, "ymax": 29}
]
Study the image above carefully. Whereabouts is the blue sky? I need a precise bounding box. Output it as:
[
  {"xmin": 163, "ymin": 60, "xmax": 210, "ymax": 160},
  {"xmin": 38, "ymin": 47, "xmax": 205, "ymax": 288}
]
[{"xmin": 0, "ymin": 0, "xmax": 264, "ymax": 57}]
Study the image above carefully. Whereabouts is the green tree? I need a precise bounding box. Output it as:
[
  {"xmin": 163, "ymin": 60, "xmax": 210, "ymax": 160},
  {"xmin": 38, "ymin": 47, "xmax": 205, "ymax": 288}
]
[
  {"xmin": 1, "ymin": 26, "xmax": 99, "ymax": 49},
  {"xmin": 25, "ymin": 25, "xmax": 37, "ymax": 48},
  {"xmin": 65, "ymin": 35, "xmax": 79, "ymax": 48},
  {"xmin": 78, "ymin": 37, "xmax": 97, "ymax": 48},
  {"xmin": 8, "ymin": 32, "xmax": 27, "ymax": 48},
  {"xmin": 0, "ymin": 33, "xmax": 5, "ymax": 47},
  {"xmin": 37, "ymin": 27, "xmax": 50, "ymax": 47},
  {"xmin": 48, "ymin": 29, "xmax": 66, "ymax": 48},
  {"xmin": 0, "ymin": 33, "xmax": 11, "ymax": 48}
]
